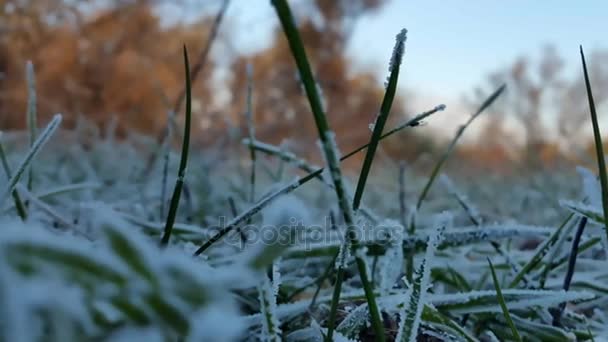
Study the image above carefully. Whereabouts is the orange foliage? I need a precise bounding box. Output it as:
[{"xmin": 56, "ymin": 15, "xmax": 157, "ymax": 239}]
[{"xmin": 1, "ymin": 1, "xmax": 215, "ymax": 134}]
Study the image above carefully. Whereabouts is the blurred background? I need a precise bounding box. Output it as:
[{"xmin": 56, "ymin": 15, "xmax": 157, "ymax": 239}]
[{"xmin": 1, "ymin": 0, "xmax": 607, "ymax": 173}]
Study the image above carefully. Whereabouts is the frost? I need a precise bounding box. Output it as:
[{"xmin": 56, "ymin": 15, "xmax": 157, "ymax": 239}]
[
  {"xmin": 396, "ymin": 217, "xmax": 445, "ymax": 342},
  {"xmin": 258, "ymin": 274, "xmax": 282, "ymax": 341},
  {"xmin": 336, "ymin": 303, "xmax": 369, "ymax": 338},
  {"xmin": 435, "ymin": 104, "xmax": 447, "ymax": 111},
  {"xmin": 389, "ymin": 28, "xmax": 408, "ymax": 73},
  {"xmin": 577, "ymin": 166, "xmax": 602, "ymax": 206}
]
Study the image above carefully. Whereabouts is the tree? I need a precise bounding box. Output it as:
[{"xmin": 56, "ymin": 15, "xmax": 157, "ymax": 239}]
[{"xmin": 469, "ymin": 45, "xmax": 608, "ymax": 168}]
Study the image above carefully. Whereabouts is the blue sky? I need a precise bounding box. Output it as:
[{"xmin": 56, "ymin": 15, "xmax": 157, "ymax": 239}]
[
  {"xmin": 347, "ymin": 0, "xmax": 606, "ymax": 98},
  {"xmin": 222, "ymin": 0, "xmax": 606, "ymax": 97},
  {"xmin": 163, "ymin": 0, "xmax": 606, "ymax": 138}
]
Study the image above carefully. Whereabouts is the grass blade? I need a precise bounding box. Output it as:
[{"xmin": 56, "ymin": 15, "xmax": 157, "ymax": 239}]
[
  {"xmin": 327, "ymin": 28, "xmax": 408, "ymax": 341},
  {"xmin": 415, "ymin": 84, "xmax": 505, "ymax": 211},
  {"xmin": 488, "ymin": 258, "xmax": 522, "ymax": 342},
  {"xmin": 580, "ymin": 46, "xmax": 608, "ymax": 242},
  {"xmin": 0, "ymin": 114, "xmax": 62, "ymax": 208},
  {"xmin": 352, "ymin": 28, "xmax": 407, "ymax": 211},
  {"xmin": 405, "ymin": 84, "xmax": 504, "ymax": 280},
  {"xmin": 160, "ymin": 45, "xmax": 192, "ymax": 247},
  {"xmin": 271, "ymin": 1, "xmax": 385, "ymax": 340},
  {"xmin": 25, "ymin": 61, "xmax": 37, "ymax": 194},
  {"xmin": 0, "ymin": 139, "xmax": 27, "ymax": 220}
]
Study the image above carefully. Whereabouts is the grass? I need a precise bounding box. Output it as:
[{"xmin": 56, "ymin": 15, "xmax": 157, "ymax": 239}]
[
  {"xmin": 488, "ymin": 258, "xmax": 522, "ymax": 342},
  {"xmin": 160, "ymin": 45, "xmax": 192, "ymax": 247},
  {"xmin": 581, "ymin": 46, "xmax": 608, "ymax": 243},
  {"xmin": 0, "ymin": 10, "xmax": 606, "ymax": 342}
]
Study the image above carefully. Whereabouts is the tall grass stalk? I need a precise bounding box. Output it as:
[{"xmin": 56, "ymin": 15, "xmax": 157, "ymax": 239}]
[
  {"xmin": 160, "ymin": 46, "xmax": 192, "ymax": 247},
  {"xmin": 327, "ymin": 28, "xmax": 407, "ymax": 341},
  {"xmin": 26, "ymin": 61, "xmax": 37, "ymax": 194},
  {"xmin": 580, "ymin": 46, "xmax": 608, "ymax": 242},
  {"xmin": 271, "ymin": 1, "xmax": 388, "ymax": 340},
  {"xmin": 0, "ymin": 114, "xmax": 62, "ymax": 209}
]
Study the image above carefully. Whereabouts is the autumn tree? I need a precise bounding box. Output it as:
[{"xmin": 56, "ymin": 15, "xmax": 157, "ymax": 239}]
[
  {"xmin": 225, "ymin": 0, "xmax": 422, "ymax": 163},
  {"xmin": 469, "ymin": 45, "xmax": 608, "ymax": 168},
  {"xmin": 0, "ymin": 0, "xmax": 218, "ymax": 134}
]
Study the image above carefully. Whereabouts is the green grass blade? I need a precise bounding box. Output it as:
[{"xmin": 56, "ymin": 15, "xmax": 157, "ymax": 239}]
[
  {"xmin": 26, "ymin": 61, "xmax": 37, "ymax": 193},
  {"xmin": 160, "ymin": 45, "xmax": 192, "ymax": 247},
  {"xmin": 415, "ymin": 84, "xmax": 505, "ymax": 211},
  {"xmin": 328, "ymin": 28, "xmax": 407, "ymax": 341},
  {"xmin": 271, "ymin": 1, "xmax": 384, "ymax": 340},
  {"xmin": 508, "ymin": 213, "xmax": 574, "ymax": 288},
  {"xmin": 580, "ymin": 46, "xmax": 608, "ymax": 243},
  {"xmin": 488, "ymin": 258, "xmax": 522, "ymax": 342},
  {"xmin": 0, "ymin": 114, "xmax": 62, "ymax": 209},
  {"xmin": 352, "ymin": 29, "xmax": 407, "ymax": 211},
  {"xmin": 0, "ymin": 139, "xmax": 27, "ymax": 220}
]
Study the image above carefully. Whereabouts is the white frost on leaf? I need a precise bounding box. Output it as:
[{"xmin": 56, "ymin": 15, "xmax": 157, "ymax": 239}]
[{"xmin": 577, "ymin": 166, "xmax": 602, "ymax": 206}]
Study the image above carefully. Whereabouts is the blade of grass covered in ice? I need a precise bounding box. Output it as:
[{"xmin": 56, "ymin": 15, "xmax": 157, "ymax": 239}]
[
  {"xmin": 0, "ymin": 138, "xmax": 27, "ymax": 220},
  {"xmin": 405, "ymin": 85, "xmax": 504, "ymax": 280},
  {"xmin": 25, "ymin": 61, "xmax": 37, "ymax": 193},
  {"xmin": 508, "ymin": 212, "xmax": 575, "ymax": 288},
  {"xmin": 271, "ymin": 1, "xmax": 384, "ymax": 339},
  {"xmin": 160, "ymin": 45, "xmax": 192, "ymax": 247},
  {"xmin": 488, "ymin": 258, "xmax": 522, "ymax": 342},
  {"xmin": 414, "ymin": 85, "xmax": 505, "ymax": 212},
  {"xmin": 352, "ymin": 28, "xmax": 407, "ymax": 211},
  {"xmin": 327, "ymin": 28, "xmax": 408, "ymax": 341},
  {"xmin": 258, "ymin": 274, "xmax": 282, "ymax": 341},
  {"xmin": 195, "ymin": 105, "xmax": 445, "ymax": 254},
  {"xmin": 194, "ymin": 180, "xmax": 300, "ymax": 255},
  {"xmin": 242, "ymin": 104, "xmax": 445, "ymax": 185},
  {"xmin": 0, "ymin": 114, "xmax": 62, "ymax": 209},
  {"xmin": 396, "ymin": 222, "xmax": 444, "ymax": 342},
  {"xmin": 581, "ymin": 46, "xmax": 608, "ymax": 242}
]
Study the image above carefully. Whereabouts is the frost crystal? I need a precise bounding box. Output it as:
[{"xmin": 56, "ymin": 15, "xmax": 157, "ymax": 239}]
[{"xmin": 389, "ymin": 28, "xmax": 408, "ymax": 73}]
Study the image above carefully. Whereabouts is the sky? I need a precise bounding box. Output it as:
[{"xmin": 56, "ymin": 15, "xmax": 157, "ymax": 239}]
[
  {"xmin": 223, "ymin": 0, "xmax": 606, "ymax": 93},
  {"xmin": 163, "ymin": 0, "xmax": 607, "ymax": 138}
]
